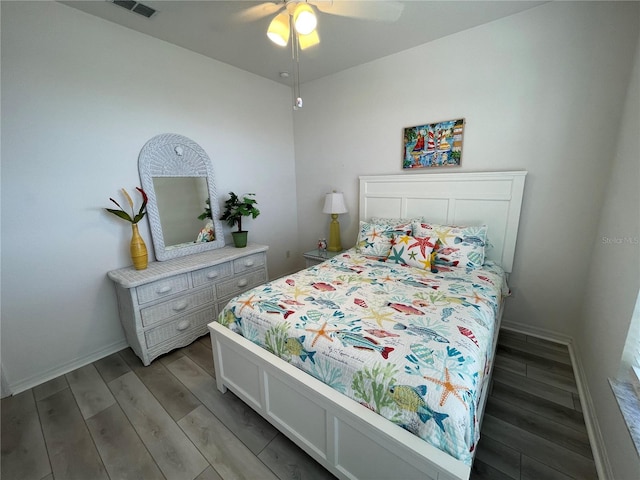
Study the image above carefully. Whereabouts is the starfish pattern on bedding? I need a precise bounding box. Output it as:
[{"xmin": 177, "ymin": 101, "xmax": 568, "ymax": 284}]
[
  {"xmin": 433, "ymin": 227, "xmax": 456, "ymax": 245},
  {"xmin": 387, "ymin": 246, "xmax": 405, "ymax": 264},
  {"xmin": 238, "ymin": 294, "xmax": 257, "ymax": 314},
  {"xmin": 287, "ymin": 285, "xmax": 311, "ymax": 301},
  {"xmin": 408, "ymin": 237, "xmax": 437, "ymax": 258},
  {"xmin": 419, "ymin": 258, "xmax": 432, "ymax": 270},
  {"xmin": 305, "ymin": 321, "xmax": 339, "ymax": 347},
  {"xmin": 396, "ymin": 234, "xmax": 412, "ymax": 245},
  {"xmin": 422, "ymin": 368, "xmax": 469, "ymax": 408},
  {"xmin": 361, "ymin": 307, "xmax": 396, "ymax": 328},
  {"xmin": 369, "ymin": 227, "xmax": 384, "ymax": 240},
  {"xmin": 470, "ymin": 291, "xmax": 487, "ymax": 304}
]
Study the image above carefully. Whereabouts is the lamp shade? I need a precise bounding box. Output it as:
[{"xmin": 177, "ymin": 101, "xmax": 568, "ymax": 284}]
[
  {"xmin": 322, "ymin": 192, "xmax": 347, "ymax": 215},
  {"xmin": 267, "ymin": 12, "xmax": 290, "ymax": 47},
  {"xmin": 298, "ymin": 29, "xmax": 320, "ymax": 50},
  {"xmin": 293, "ymin": 3, "xmax": 317, "ymax": 35}
]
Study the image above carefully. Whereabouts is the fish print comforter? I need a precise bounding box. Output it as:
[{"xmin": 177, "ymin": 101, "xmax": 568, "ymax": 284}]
[{"xmin": 218, "ymin": 249, "xmax": 508, "ymax": 465}]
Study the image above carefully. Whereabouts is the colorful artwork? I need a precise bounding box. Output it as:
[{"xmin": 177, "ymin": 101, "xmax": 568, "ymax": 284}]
[{"xmin": 403, "ymin": 118, "xmax": 464, "ymax": 169}]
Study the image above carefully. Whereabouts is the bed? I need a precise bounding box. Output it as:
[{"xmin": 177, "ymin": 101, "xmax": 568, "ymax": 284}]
[{"xmin": 209, "ymin": 171, "xmax": 526, "ymax": 480}]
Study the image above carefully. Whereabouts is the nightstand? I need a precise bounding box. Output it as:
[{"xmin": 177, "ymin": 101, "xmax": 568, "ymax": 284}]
[{"xmin": 303, "ymin": 249, "xmax": 342, "ymax": 267}]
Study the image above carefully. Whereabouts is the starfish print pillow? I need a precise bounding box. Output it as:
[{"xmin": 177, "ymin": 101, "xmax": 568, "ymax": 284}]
[
  {"xmin": 386, "ymin": 233, "xmax": 438, "ymax": 270},
  {"xmin": 355, "ymin": 221, "xmax": 413, "ymax": 258},
  {"xmin": 413, "ymin": 222, "xmax": 488, "ymax": 268}
]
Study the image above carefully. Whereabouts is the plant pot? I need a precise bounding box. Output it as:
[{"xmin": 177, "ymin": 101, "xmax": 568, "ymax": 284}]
[
  {"xmin": 130, "ymin": 223, "xmax": 148, "ymax": 270},
  {"xmin": 231, "ymin": 231, "xmax": 248, "ymax": 248}
]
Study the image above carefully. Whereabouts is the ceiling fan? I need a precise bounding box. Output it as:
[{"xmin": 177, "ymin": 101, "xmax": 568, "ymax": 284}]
[
  {"xmin": 237, "ymin": 0, "xmax": 405, "ymax": 50},
  {"xmin": 237, "ymin": 1, "xmax": 404, "ymax": 110}
]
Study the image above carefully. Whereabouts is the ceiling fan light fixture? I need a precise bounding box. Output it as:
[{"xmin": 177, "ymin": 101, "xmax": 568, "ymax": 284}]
[
  {"xmin": 293, "ymin": 3, "xmax": 317, "ymax": 35},
  {"xmin": 298, "ymin": 29, "xmax": 319, "ymax": 50},
  {"xmin": 267, "ymin": 12, "xmax": 290, "ymax": 47}
]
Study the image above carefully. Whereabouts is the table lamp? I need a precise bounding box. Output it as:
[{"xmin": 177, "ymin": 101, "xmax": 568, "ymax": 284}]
[{"xmin": 322, "ymin": 192, "xmax": 347, "ymax": 252}]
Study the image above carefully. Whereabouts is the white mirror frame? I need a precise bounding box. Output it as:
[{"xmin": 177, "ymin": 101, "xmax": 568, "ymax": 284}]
[{"xmin": 139, "ymin": 133, "xmax": 225, "ymax": 261}]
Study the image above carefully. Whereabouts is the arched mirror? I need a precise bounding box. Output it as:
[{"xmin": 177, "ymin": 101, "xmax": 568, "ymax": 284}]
[{"xmin": 139, "ymin": 133, "xmax": 225, "ymax": 261}]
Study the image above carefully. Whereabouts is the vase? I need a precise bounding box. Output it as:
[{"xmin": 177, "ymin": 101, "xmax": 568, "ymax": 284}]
[
  {"xmin": 231, "ymin": 231, "xmax": 248, "ymax": 248},
  {"xmin": 130, "ymin": 223, "xmax": 148, "ymax": 270}
]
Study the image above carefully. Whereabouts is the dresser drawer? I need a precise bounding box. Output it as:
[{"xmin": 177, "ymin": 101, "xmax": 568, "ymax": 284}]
[
  {"xmin": 192, "ymin": 262, "xmax": 233, "ymax": 287},
  {"xmin": 140, "ymin": 287, "xmax": 215, "ymax": 327},
  {"xmin": 136, "ymin": 274, "xmax": 190, "ymax": 305},
  {"xmin": 233, "ymin": 253, "xmax": 266, "ymax": 274},
  {"xmin": 145, "ymin": 306, "xmax": 216, "ymax": 348},
  {"xmin": 217, "ymin": 269, "xmax": 267, "ymax": 299}
]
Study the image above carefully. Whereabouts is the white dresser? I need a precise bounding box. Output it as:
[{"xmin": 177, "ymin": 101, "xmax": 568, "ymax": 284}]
[{"xmin": 108, "ymin": 244, "xmax": 268, "ymax": 365}]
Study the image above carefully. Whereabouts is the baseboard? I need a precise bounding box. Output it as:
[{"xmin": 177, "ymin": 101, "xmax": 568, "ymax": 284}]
[
  {"xmin": 501, "ymin": 318, "xmax": 572, "ymax": 345},
  {"xmin": 500, "ymin": 319, "xmax": 613, "ymax": 479},
  {"xmin": 1, "ymin": 365, "xmax": 11, "ymax": 399},
  {"xmin": 6, "ymin": 339, "xmax": 129, "ymax": 395},
  {"xmin": 569, "ymin": 341, "xmax": 614, "ymax": 480}
]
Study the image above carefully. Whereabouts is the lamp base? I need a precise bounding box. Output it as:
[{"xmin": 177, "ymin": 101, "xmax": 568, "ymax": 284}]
[{"xmin": 327, "ymin": 214, "xmax": 342, "ymax": 252}]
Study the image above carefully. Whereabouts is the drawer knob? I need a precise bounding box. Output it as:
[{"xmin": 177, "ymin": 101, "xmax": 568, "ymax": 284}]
[
  {"xmin": 173, "ymin": 301, "xmax": 188, "ymax": 312},
  {"xmin": 244, "ymin": 260, "xmax": 254, "ymax": 267},
  {"xmin": 157, "ymin": 285, "xmax": 172, "ymax": 294},
  {"xmin": 176, "ymin": 320, "xmax": 190, "ymax": 331},
  {"xmin": 206, "ymin": 271, "xmax": 218, "ymax": 279},
  {"xmin": 237, "ymin": 279, "xmax": 248, "ymax": 287}
]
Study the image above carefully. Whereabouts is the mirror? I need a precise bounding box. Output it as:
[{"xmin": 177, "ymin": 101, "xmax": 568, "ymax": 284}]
[{"xmin": 138, "ymin": 133, "xmax": 225, "ymax": 261}]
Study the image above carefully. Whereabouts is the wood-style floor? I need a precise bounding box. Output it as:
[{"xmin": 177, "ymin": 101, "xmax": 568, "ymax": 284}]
[
  {"xmin": 471, "ymin": 330, "xmax": 597, "ymax": 480},
  {"xmin": 1, "ymin": 329, "xmax": 598, "ymax": 480}
]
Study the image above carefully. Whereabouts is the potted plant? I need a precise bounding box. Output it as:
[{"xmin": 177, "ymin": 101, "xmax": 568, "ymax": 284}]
[{"xmin": 220, "ymin": 192, "xmax": 260, "ymax": 248}]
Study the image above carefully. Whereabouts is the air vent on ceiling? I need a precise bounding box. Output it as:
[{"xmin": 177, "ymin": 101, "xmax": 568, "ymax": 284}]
[{"xmin": 109, "ymin": 0, "xmax": 156, "ymax": 19}]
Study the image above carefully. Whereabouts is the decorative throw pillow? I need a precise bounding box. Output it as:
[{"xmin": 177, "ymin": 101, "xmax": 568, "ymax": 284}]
[
  {"xmin": 386, "ymin": 233, "xmax": 438, "ymax": 270},
  {"xmin": 413, "ymin": 222, "xmax": 488, "ymax": 268},
  {"xmin": 195, "ymin": 220, "xmax": 215, "ymax": 243},
  {"xmin": 355, "ymin": 222, "xmax": 395, "ymax": 258},
  {"xmin": 356, "ymin": 221, "xmax": 414, "ymax": 258}
]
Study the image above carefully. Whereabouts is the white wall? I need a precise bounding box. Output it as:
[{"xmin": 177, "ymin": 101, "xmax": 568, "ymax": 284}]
[
  {"xmin": 0, "ymin": 1, "xmax": 298, "ymax": 392},
  {"xmin": 293, "ymin": 1, "xmax": 639, "ymax": 337},
  {"xmin": 576, "ymin": 30, "xmax": 640, "ymax": 480}
]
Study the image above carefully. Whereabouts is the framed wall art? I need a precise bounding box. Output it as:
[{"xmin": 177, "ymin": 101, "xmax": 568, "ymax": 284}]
[{"xmin": 402, "ymin": 118, "xmax": 464, "ymax": 169}]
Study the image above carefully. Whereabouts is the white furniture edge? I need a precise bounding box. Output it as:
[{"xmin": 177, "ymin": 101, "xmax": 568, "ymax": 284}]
[
  {"xmin": 502, "ymin": 319, "xmax": 613, "ymax": 480},
  {"xmin": 108, "ymin": 244, "xmax": 268, "ymax": 288},
  {"xmin": 210, "ymin": 171, "xmax": 527, "ymax": 480},
  {"xmin": 210, "ymin": 320, "xmax": 478, "ymax": 480}
]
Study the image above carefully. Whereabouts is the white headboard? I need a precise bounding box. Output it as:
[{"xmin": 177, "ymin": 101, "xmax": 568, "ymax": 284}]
[{"xmin": 359, "ymin": 171, "xmax": 527, "ymax": 273}]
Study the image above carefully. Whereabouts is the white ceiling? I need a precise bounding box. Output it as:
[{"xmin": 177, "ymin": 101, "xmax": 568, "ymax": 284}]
[{"xmin": 62, "ymin": 1, "xmax": 545, "ymax": 85}]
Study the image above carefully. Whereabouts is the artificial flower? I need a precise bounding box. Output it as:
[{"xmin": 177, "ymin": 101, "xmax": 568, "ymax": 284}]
[{"xmin": 106, "ymin": 187, "xmax": 147, "ymax": 223}]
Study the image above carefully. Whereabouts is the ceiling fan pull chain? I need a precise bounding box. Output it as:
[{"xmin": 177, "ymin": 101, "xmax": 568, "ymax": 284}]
[{"xmin": 289, "ymin": 16, "xmax": 303, "ymax": 110}]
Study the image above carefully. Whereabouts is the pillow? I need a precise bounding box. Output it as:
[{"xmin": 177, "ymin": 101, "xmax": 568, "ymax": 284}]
[
  {"xmin": 370, "ymin": 216, "xmax": 424, "ymax": 228},
  {"xmin": 355, "ymin": 221, "xmax": 413, "ymax": 258},
  {"xmin": 385, "ymin": 233, "xmax": 438, "ymax": 270},
  {"xmin": 355, "ymin": 222, "xmax": 394, "ymax": 258},
  {"xmin": 195, "ymin": 220, "xmax": 215, "ymax": 243},
  {"xmin": 413, "ymin": 222, "xmax": 488, "ymax": 268}
]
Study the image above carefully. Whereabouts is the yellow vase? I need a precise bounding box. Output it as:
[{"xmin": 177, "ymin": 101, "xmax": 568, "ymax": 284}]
[{"xmin": 130, "ymin": 223, "xmax": 148, "ymax": 270}]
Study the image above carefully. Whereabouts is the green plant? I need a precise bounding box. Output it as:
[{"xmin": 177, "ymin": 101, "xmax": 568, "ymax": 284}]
[
  {"xmin": 105, "ymin": 187, "xmax": 147, "ymax": 224},
  {"xmin": 198, "ymin": 198, "xmax": 212, "ymax": 221},
  {"xmin": 220, "ymin": 192, "xmax": 260, "ymax": 232}
]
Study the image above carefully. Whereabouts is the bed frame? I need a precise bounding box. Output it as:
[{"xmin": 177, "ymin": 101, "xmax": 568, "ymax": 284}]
[{"xmin": 209, "ymin": 171, "xmax": 526, "ymax": 480}]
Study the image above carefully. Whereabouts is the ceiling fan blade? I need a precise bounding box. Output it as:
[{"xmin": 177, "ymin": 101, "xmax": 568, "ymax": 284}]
[
  {"xmin": 313, "ymin": 0, "xmax": 404, "ymax": 22},
  {"xmin": 233, "ymin": 2, "xmax": 284, "ymax": 23}
]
